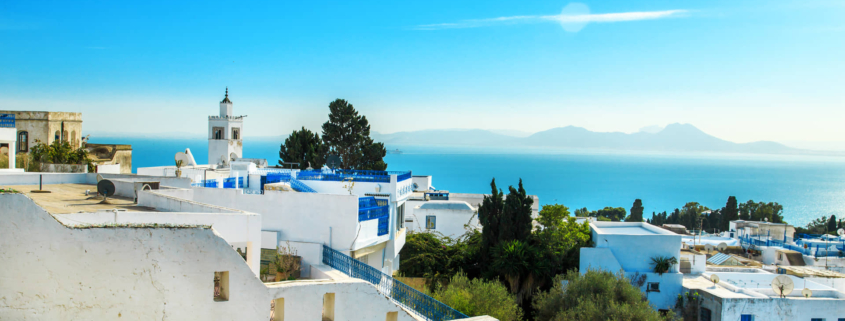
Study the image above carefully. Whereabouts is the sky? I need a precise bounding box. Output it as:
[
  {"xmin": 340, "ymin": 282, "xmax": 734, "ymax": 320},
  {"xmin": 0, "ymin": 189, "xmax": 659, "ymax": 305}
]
[{"xmin": 1, "ymin": 0, "xmax": 844, "ymax": 146}]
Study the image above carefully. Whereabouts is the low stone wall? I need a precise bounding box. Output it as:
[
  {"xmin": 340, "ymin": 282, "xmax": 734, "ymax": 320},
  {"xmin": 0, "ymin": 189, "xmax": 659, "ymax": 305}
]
[{"xmin": 40, "ymin": 163, "xmax": 88, "ymax": 173}]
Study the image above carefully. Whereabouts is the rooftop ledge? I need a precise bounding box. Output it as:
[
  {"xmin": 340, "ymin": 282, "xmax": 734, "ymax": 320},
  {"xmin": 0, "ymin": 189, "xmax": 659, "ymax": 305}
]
[{"xmin": 591, "ymin": 221, "xmax": 678, "ymax": 236}]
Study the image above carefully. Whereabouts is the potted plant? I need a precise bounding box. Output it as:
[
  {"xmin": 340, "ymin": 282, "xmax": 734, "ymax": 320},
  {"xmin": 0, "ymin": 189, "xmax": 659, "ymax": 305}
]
[
  {"xmin": 651, "ymin": 256, "xmax": 678, "ymax": 275},
  {"xmin": 175, "ymin": 159, "xmax": 184, "ymax": 177},
  {"xmin": 274, "ymin": 241, "xmax": 301, "ymax": 281}
]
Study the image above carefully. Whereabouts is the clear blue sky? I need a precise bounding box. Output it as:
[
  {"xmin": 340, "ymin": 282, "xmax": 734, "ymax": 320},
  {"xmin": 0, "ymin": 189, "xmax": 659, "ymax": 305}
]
[{"xmin": 1, "ymin": 1, "xmax": 843, "ymax": 144}]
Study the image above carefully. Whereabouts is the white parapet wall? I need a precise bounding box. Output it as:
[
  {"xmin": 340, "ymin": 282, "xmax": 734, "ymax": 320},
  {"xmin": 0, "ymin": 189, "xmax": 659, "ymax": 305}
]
[
  {"xmin": 54, "ymin": 210, "xmax": 263, "ymax": 277},
  {"xmin": 0, "ymin": 193, "xmax": 270, "ymax": 320},
  {"xmin": 266, "ymin": 279, "xmax": 421, "ymax": 321}
]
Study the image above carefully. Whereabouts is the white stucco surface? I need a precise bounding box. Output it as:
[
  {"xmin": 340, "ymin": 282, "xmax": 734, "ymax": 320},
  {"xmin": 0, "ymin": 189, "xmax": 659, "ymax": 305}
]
[
  {"xmin": 54, "ymin": 210, "xmax": 262, "ymax": 276},
  {"xmin": 0, "ymin": 193, "xmax": 270, "ymax": 320},
  {"xmin": 581, "ymin": 222, "xmax": 684, "ymax": 311}
]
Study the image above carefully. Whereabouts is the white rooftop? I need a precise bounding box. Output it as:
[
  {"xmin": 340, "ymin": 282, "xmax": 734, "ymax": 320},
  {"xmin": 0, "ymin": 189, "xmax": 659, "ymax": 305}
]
[
  {"xmin": 591, "ymin": 222, "xmax": 677, "ymax": 236},
  {"xmin": 417, "ymin": 201, "xmax": 474, "ymax": 211}
]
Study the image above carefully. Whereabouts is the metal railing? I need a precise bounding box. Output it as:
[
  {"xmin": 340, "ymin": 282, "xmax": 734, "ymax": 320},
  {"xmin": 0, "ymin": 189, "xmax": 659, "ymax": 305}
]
[
  {"xmin": 395, "ymin": 171, "xmax": 412, "ymax": 182},
  {"xmin": 223, "ymin": 177, "xmax": 244, "ymax": 189},
  {"xmin": 321, "ymin": 245, "xmax": 468, "ymax": 321},
  {"xmin": 265, "ymin": 172, "xmax": 292, "ymax": 184},
  {"xmin": 290, "ymin": 179, "xmax": 317, "ymax": 193},
  {"xmin": 0, "ymin": 114, "xmax": 14, "ymax": 128}
]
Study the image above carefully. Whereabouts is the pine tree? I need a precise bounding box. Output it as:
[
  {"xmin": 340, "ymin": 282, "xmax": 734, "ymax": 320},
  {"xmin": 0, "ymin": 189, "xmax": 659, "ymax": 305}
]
[
  {"xmin": 628, "ymin": 199, "xmax": 644, "ymax": 222},
  {"xmin": 828, "ymin": 215, "xmax": 837, "ymax": 233},
  {"xmin": 279, "ymin": 127, "xmax": 326, "ymax": 169},
  {"xmin": 321, "ymin": 99, "xmax": 387, "ymax": 170},
  {"xmin": 722, "ymin": 196, "xmax": 738, "ymax": 231}
]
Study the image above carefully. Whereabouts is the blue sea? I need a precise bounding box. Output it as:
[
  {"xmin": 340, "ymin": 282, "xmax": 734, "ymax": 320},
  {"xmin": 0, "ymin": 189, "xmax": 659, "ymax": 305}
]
[{"xmin": 89, "ymin": 137, "xmax": 845, "ymax": 227}]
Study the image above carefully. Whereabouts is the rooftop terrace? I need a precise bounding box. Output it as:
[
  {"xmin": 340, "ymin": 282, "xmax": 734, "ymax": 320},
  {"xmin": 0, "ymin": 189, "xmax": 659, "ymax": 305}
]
[{"xmin": 0, "ymin": 184, "xmax": 154, "ymax": 214}]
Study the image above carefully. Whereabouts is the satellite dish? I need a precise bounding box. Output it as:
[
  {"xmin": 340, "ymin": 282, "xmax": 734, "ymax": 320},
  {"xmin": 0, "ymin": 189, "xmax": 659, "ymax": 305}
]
[
  {"xmin": 326, "ymin": 155, "xmax": 341, "ymax": 170},
  {"xmin": 96, "ymin": 174, "xmax": 104, "ymax": 182},
  {"xmin": 705, "ymin": 244, "xmax": 715, "ymax": 252},
  {"xmin": 802, "ymin": 288, "xmax": 812, "ymax": 298},
  {"xmin": 717, "ymin": 242, "xmax": 728, "ymax": 251},
  {"xmin": 838, "ymin": 229, "xmax": 845, "ymax": 236},
  {"xmin": 710, "ymin": 274, "xmax": 720, "ymax": 286},
  {"xmin": 771, "ymin": 275, "xmax": 794, "ymax": 298},
  {"xmin": 175, "ymin": 152, "xmax": 191, "ymax": 164},
  {"xmin": 97, "ymin": 179, "xmax": 116, "ymax": 204}
]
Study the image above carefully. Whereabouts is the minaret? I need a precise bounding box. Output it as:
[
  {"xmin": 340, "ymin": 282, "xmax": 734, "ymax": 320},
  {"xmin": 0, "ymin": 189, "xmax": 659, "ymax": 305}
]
[{"xmin": 208, "ymin": 87, "xmax": 246, "ymax": 167}]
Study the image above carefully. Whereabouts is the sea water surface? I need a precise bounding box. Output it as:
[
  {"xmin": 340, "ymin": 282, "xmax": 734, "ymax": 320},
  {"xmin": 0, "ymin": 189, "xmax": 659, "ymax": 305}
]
[{"xmin": 89, "ymin": 137, "xmax": 845, "ymax": 227}]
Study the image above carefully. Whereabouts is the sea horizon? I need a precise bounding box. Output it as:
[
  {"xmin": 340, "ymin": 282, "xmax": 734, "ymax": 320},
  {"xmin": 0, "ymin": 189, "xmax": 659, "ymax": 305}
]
[{"xmin": 89, "ymin": 136, "xmax": 845, "ymax": 228}]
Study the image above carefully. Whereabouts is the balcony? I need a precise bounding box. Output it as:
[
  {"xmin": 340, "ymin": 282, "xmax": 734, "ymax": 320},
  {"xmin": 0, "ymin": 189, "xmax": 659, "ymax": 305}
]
[{"xmin": 359, "ymin": 197, "xmax": 389, "ymax": 236}]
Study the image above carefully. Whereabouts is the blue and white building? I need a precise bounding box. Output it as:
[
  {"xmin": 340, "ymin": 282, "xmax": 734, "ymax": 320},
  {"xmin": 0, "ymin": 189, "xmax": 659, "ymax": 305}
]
[{"xmin": 579, "ymin": 221, "xmax": 683, "ymax": 311}]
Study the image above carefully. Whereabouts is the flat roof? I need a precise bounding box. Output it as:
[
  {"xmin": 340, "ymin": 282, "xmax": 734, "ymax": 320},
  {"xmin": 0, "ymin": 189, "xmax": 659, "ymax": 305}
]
[
  {"xmin": 592, "ymin": 222, "xmax": 677, "ymax": 236},
  {"xmin": 1, "ymin": 184, "xmax": 155, "ymax": 214}
]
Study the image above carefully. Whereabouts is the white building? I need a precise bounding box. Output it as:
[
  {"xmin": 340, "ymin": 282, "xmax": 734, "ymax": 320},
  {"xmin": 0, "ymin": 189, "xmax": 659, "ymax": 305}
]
[
  {"xmin": 408, "ymin": 201, "xmax": 478, "ymax": 238},
  {"xmin": 208, "ymin": 88, "xmax": 245, "ymax": 167},
  {"xmin": 0, "ymin": 113, "xmax": 21, "ymax": 172},
  {"xmin": 579, "ymin": 221, "xmax": 683, "ymax": 311},
  {"xmin": 683, "ymin": 269, "xmax": 845, "ymax": 321},
  {"xmin": 0, "ymin": 172, "xmax": 491, "ymax": 321}
]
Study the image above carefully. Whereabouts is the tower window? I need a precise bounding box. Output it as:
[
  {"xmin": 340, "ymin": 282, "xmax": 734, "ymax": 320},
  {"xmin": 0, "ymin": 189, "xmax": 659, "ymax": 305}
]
[
  {"xmin": 18, "ymin": 131, "xmax": 28, "ymax": 152},
  {"xmin": 232, "ymin": 128, "xmax": 240, "ymax": 140},
  {"xmin": 213, "ymin": 127, "xmax": 225, "ymax": 140}
]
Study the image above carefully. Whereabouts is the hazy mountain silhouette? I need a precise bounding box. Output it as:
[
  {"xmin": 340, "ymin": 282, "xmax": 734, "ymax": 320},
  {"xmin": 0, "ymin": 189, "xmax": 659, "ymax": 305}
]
[{"xmin": 374, "ymin": 123, "xmax": 803, "ymax": 155}]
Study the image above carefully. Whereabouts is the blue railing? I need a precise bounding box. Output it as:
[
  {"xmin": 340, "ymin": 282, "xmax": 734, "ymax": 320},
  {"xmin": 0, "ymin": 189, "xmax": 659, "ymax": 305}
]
[
  {"xmin": 266, "ymin": 172, "xmax": 292, "ymax": 184},
  {"xmin": 194, "ymin": 179, "xmax": 219, "ymax": 188},
  {"xmin": 359, "ymin": 197, "xmax": 390, "ymax": 223},
  {"xmin": 377, "ymin": 216, "xmax": 389, "ymax": 236},
  {"xmin": 223, "ymin": 177, "xmax": 244, "ymax": 189},
  {"xmin": 290, "ymin": 179, "xmax": 317, "ymax": 193},
  {"xmin": 395, "ymin": 171, "xmax": 412, "ymax": 182},
  {"xmin": 321, "ymin": 245, "xmax": 468, "ymax": 321},
  {"xmin": 297, "ymin": 169, "xmax": 412, "ymax": 183},
  {"xmin": 0, "ymin": 114, "xmax": 14, "ymax": 128}
]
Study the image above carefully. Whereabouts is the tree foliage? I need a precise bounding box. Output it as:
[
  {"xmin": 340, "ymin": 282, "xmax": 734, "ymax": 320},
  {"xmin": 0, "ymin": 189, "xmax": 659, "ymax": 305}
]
[
  {"xmin": 279, "ymin": 127, "xmax": 327, "ymax": 169},
  {"xmin": 320, "ymin": 98, "xmax": 387, "ymax": 170},
  {"xmin": 398, "ymin": 231, "xmax": 481, "ymax": 285},
  {"xmin": 433, "ymin": 273, "xmax": 523, "ymax": 321},
  {"xmin": 29, "ymin": 139, "xmax": 93, "ymax": 172},
  {"xmin": 588, "ymin": 207, "xmax": 627, "ymax": 222},
  {"xmin": 626, "ymin": 199, "xmax": 644, "ymax": 222},
  {"xmin": 646, "ymin": 196, "xmax": 783, "ymax": 234},
  {"xmin": 533, "ymin": 270, "xmax": 672, "ymax": 321}
]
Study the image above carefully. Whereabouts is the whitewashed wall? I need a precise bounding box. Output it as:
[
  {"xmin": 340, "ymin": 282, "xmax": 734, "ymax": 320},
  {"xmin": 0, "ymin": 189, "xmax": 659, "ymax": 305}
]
[
  {"xmin": 266, "ymin": 279, "xmax": 419, "ymax": 321},
  {"xmin": 0, "ymin": 193, "xmax": 270, "ymax": 320},
  {"xmin": 54, "ymin": 210, "xmax": 262, "ymax": 276}
]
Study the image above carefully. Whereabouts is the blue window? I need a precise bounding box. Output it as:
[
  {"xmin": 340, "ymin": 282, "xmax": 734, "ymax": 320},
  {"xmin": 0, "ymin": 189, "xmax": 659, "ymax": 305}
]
[
  {"xmin": 740, "ymin": 315, "xmax": 754, "ymax": 321},
  {"xmin": 426, "ymin": 216, "xmax": 436, "ymax": 230}
]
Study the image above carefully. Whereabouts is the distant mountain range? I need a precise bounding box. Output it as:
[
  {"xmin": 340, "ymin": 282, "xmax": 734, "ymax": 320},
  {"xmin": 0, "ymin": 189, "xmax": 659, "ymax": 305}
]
[{"xmin": 372, "ymin": 124, "xmax": 813, "ymax": 155}]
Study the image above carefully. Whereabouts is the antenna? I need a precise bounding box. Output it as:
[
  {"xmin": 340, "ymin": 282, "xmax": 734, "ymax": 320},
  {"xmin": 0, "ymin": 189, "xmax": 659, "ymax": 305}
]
[
  {"xmin": 801, "ymin": 288, "xmax": 812, "ymax": 298},
  {"xmin": 705, "ymin": 244, "xmax": 714, "ymax": 252},
  {"xmin": 97, "ymin": 179, "xmax": 116, "ymax": 204},
  {"xmin": 838, "ymin": 229, "xmax": 844, "ymax": 237},
  {"xmin": 717, "ymin": 242, "xmax": 728, "ymax": 251},
  {"xmin": 326, "ymin": 155, "xmax": 341, "ymax": 170},
  {"xmin": 771, "ymin": 275, "xmax": 794, "ymax": 298},
  {"xmin": 710, "ymin": 274, "xmax": 720, "ymax": 286}
]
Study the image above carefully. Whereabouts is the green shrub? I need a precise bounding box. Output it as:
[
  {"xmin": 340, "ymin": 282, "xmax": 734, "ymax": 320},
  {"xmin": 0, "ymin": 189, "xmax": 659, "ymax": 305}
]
[
  {"xmin": 28, "ymin": 140, "xmax": 94, "ymax": 172},
  {"xmin": 433, "ymin": 273, "xmax": 523, "ymax": 321},
  {"xmin": 533, "ymin": 270, "xmax": 672, "ymax": 321}
]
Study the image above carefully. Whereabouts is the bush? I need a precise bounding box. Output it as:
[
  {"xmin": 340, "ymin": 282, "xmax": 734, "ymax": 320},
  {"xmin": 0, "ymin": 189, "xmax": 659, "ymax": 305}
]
[
  {"xmin": 433, "ymin": 273, "xmax": 523, "ymax": 321},
  {"xmin": 533, "ymin": 270, "xmax": 672, "ymax": 321},
  {"xmin": 398, "ymin": 231, "xmax": 481, "ymax": 287},
  {"xmin": 29, "ymin": 140, "xmax": 94, "ymax": 172}
]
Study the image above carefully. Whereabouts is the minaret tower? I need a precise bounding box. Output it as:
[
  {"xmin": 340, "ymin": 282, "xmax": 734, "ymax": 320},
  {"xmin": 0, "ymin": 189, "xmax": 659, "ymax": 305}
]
[{"xmin": 208, "ymin": 87, "xmax": 246, "ymax": 167}]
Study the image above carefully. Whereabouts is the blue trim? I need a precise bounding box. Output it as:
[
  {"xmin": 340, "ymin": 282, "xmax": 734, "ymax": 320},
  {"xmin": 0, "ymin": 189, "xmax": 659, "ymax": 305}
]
[{"xmin": 0, "ymin": 114, "xmax": 14, "ymax": 128}]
